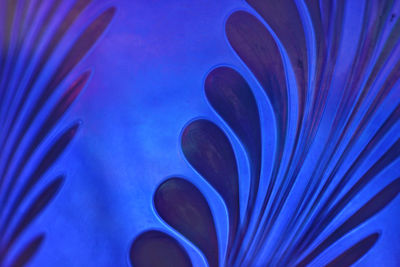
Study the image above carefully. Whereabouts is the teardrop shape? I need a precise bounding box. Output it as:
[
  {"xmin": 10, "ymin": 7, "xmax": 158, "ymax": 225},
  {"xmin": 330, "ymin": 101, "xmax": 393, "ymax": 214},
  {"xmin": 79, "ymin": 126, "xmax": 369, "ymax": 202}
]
[
  {"xmin": 181, "ymin": 119, "xmax": 239, "ymax": 247},
  {"xmin": 246, "ymin": 0, "xmax": 307, "ymax": 112},
  {"xmin": 225, "ymin": 13, "xmax": 288, "ymax": 215},
  {"xmin": 226, "ymin": 11, "xmax": 288, "ymax": 139},
  {"xmin": 204, "ymin": 67, "xmax": 261, "ymax": 216},
  {"xmin": 154, "ymin": 178, "xmax": 219, "ymax": 267},
  {"xmin": 205, "ymin": 67, "xmax": 261, "ymax": 168},
  {"xmin": 130, "ymin": 230, "xmax": 192, "ymax": 267},
  {"xmin": 225, "ymin": 11, "xmax": 289, "ymax": 254}
]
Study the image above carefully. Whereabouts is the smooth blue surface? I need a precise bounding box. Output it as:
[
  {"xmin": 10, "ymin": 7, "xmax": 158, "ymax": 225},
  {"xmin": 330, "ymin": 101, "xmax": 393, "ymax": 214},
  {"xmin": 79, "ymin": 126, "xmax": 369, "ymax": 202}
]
[{"xmin": 10, "ymin": 0, "xmax": 399, "ymax": 266}]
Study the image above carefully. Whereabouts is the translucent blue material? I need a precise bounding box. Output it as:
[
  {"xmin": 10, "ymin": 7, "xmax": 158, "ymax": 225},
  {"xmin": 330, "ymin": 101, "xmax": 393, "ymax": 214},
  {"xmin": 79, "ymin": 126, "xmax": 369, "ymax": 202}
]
[{"xmin": 0, "ymin": 0, "xmax": 399, "ymax": 266}]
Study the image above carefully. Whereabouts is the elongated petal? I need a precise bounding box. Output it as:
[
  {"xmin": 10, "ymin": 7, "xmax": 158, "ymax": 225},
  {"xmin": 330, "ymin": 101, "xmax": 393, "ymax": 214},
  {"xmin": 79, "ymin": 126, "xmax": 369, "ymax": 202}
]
[
  {"xmin": 325, "ymin": 233, "xmax": 379, "ymax": 267},
  {"xmin": 226, "ymin": 11, "xmax": 287, "ymax": 137},
  {"xmin": 225, "ymin": 12, "xmax": 288, "ymax": 229},
  {"xmin": 297, "ymin": 178, "xmax": 400, "ymax": 266},
  {"xmin": 1, "ymin": 122, "xmax": 80, "ymax": 234},
  {"xmin": 9, "ymin": 234, "xmax": 45, "ymax": 267},
  {"xmin": 4, "ymin": 177, "xmax": 63, "ymax": 252},
  {"xmin": 246, "ymin": 0, "xmax": 307, "ymax": 113}
]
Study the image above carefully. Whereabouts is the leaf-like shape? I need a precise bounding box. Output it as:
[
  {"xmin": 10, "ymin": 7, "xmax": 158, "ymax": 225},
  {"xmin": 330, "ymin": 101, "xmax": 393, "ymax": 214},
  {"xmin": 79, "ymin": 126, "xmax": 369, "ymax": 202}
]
[
  {"xmin": 204, "ymin": 67, "xmax": 262, "ymax": 260},
  {"xmin": 143, "ymin": 1, "xmax": 400, "ymax": 266},
  {"xmin": 130, "ymin": 230, "xmax": 192, "ymax": 267},
  {"xmin": 154, "ymin": 177, "xmax": 219, "ymax": 267},
  {"xmin": 316, "ymin": 137, "xmax": 400, "ymax": 235},
  {"xmin": 9, "ymin": 234, "xmax": 45, "ymax": 267},
  {"xmin": 1, "ymin": 75, "xmax": 87, "ymax": 208},
  {"xmin": 325, "ymin": 233, "xmax": 379, "ymax": 267},
  {"xmin": 0, "ymin": 0, "xmax": 91, "ymax": 136},
  {"xmin": 0, "ymin": 6, "xmax": 115, "ymax": 166},
  {"xmin": 289, "ymin": 108, "xmax": 400, "ymax": 259},
  {"xmin": 204, "ymin": 66, "xmax": 261, "ymax": 211},
  {"xmin": 205, "ymin": 67, "xmax": 261, "ymax": 175},
  {"xmin": 245, "ymin": 0, "xmax": 307, "ymax": 116},
  {"xmin": 46, "ymin": 7, "xmax": 115, "ymax": 91},
  {"xmin": 181, "ymin": 119, "xmax": 238, "ymax": 248},
  {"xmin": 225, "ymin": 11, "xmax": 288, "ymax": 235},
  {"xmin": 1, "ymin": 122, "xmax": 80, "ymax": 235},
  {"xmin": 4, "ymin": 177, "xmax": 63, "ymax": 255},
  {"xmin": 225, "ymin": 11, "xmax": 287, "ymax": 141},
  {"xmin": 297, "ymin": 178, "xmax": 400, "ymax": 266},
  {"xmin": 0, "ymin": 1, "xmax": 114, "ymax": 265},
  {"xmin": 18, "ymin": 6, "xmax": 114, "ymax": 133}
]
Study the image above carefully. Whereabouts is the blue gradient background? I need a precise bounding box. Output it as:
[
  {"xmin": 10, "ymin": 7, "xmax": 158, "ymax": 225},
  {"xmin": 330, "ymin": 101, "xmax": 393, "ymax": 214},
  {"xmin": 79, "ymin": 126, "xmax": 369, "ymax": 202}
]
[{"xmin": 14, "ymin": 0, "xmax": 400, "ymax": 266}]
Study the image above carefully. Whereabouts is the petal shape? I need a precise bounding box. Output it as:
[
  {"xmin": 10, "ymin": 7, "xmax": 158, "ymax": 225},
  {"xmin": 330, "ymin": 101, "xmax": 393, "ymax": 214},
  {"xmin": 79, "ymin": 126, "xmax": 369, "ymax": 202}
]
[
  {"xmin": 154, "ymin": 178, "xmax": 219, "ymax": 267},
  {"xmin": 225, "ymin": 11, "xmax": 290, "ymax": 262},
  {"xmin": 181, "ymin": 119, "xmax": 239, "ymax": 248},
  {"xmin": 0, "ymin": 6, "xmax": 115, "ymax": 162},
  {"xmin": 225, "ymin": 12, "xmax": 289, "ymax": 244},
  {"xmin": 130, "ymin": 230, "xmax": 192, "ymax": 267},
  {"xmin": 226, "ymin": 11, "xmax": 287, "ymax": 140},
  {"xmin": 204, "ymin": 67, "xmax": 260, "ymax": 212},
  {"xmin": 246, "ymin": 0, "xmax": 307, "ymax": 112},
  {"xmin": 204, "ymin": 67, "xmax": 261, "ymax": 174}
]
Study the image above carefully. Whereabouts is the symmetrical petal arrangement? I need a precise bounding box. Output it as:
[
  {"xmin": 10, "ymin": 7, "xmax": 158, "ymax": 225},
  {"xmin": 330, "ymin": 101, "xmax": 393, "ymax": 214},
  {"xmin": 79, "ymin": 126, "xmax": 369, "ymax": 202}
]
[
  {"xmin": 0, "ymin": 1, "xmax": 114, "ymax": 266},
  {"xmin": 131, "ymin": 0, "xmax": 400, "ymax": 266}
]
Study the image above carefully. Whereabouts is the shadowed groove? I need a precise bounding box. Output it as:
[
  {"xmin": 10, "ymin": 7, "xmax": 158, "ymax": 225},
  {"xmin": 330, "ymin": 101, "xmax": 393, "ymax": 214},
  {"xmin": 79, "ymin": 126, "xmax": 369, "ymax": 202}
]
[
  {"xmin": 0, "ymin": 177, "xmax": 63, "ymax": 261},
  {"xmin": 297, "ymin": 178, "xmax": 400, "ymax": 266},
  {"xmin": 0, "ymin": 0, "xmax": 91, "ymax": 129},
  {"xmin": 0, "ymin": 6, "xmax": 115, "ymax": 170},
  {"xmin": 133, "ymin": 1, "xmax": 400, "ymax": 266},
  {"xmin": 9, "ymin": 234, "xmax": 44, "ymax": 267},
  {"xmin": 0, "ymin": 1, "xmax": 115, "ymax": 265},
  {"xmin": 0, "ymin": 122, "xmax": 80, "ymax": 237},
  {"xmin": 0, "ymin": 73, "xmax": 89, "ymax": 208},
  {"xmin": 325, "ymin": 233, "xmax": 379, "ymax": 267},
  {"xmin": 261, "ymin": 2, "xmax": 400, "ymax": 265},
  {"xmin": 296, "ymin": 137, "xmax": 400, "ymax": 258}
]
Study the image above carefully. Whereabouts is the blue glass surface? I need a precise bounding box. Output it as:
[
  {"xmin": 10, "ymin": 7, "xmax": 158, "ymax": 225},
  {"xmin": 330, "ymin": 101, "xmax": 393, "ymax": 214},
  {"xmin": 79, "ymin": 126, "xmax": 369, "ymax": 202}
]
[{"xmin": 0, "ymin": 0, "xmax": 399, "ymax": 266}]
